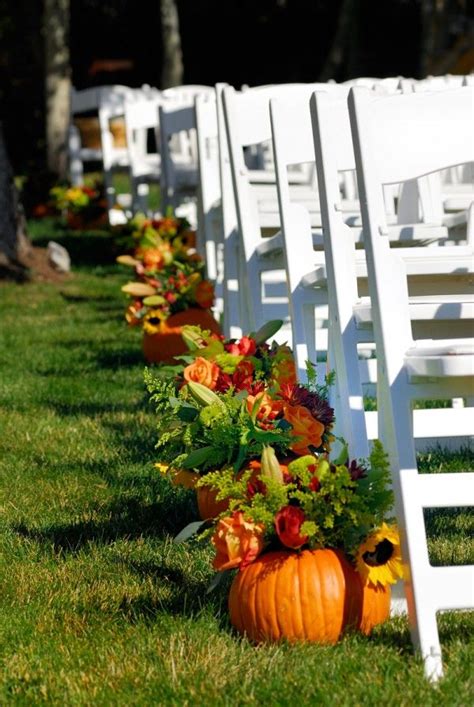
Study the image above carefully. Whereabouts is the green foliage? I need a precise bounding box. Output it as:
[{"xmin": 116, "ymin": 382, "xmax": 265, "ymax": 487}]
[
  {"xmin": 149, "ymin": 382, "xmax": 292, "ymax": 474},
  {"xmin": 203, "ymin": 449, "xmax": 395, "ymax": 557},
  {"xmin": 0, "ymin": 240, "xmax": 472, "ymax": 702}
]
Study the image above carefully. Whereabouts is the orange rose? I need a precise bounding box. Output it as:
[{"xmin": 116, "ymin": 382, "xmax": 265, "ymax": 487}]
[
  {"xmin": 183, "ymin": 356, "xmax": 220, "ymax": 389},
  {"xmin": 283, "ymin": 404, "xmax": 325, "ymax": 455},
  {"xmin": 246, "ymin": 392, "xmax": 284, "ymax": 429},
  {"xmin": 195, "ymin": 280, "xmax": 215, "ymax": 308},
  {"xmin": 212, "ymin": 511, "xmax": 265, "ymax": 571},
  {"xmin": 142, "ymin": 248, "xmax": 164, "ymax": 271}
]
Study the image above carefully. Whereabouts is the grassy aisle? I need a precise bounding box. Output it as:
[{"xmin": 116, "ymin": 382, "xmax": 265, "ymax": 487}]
[{"xmin": 0, "ymin": 235, "xmax": 473, "ymax": 704}]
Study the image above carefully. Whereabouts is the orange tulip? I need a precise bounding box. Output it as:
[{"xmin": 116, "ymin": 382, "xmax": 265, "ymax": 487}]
[
  {"xmin": 212, "ymin": 511, "xmax": 265, "ymax": 571},
  {"xmin": 183, "ymin": 356, "xmax": 220, "ymax": 390},
  {"xmin": 283, "ymin": 404, "xmax": 325, "ymax": 455}
]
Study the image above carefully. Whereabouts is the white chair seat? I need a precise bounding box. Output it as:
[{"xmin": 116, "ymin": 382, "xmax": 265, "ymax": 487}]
[
  {"xmin": 302, "ymin": 244, "xmax": 474, "ymax": 287},
  {"xmin": 405, "ymin": 337, "xmax": 474, "ymax": 377},
  {"xmin": 132, "ymin": 154, "xmax": 160, "ymax": 179},
  {"xmin": 78, "ymin": 148, "xmax": 102, "ymax": 161},
  {"xmin": 257, "ymin": 223, "xmax": 452, "ymax": 259},
  {"xmin": 354, "ymin": 294, "xmax": 474, "ymax": 327}
]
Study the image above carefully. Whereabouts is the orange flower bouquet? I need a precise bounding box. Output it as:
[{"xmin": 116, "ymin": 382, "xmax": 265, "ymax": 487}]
[
  {"xmin": 49, "ymin": 182, "xmax": 108, "ymax": 230},
  {"xmin": 117, "ymin": 212, "xmax": 220, "ymax": 363},
  {"xmin": 145, "ymin": 357, "xmax": 335, "ymax": 518},
  {"xmin": 178, "ymin": 442, "xmax": 403, "ymax": 646},
  {"xmin": 151, "ymin": 320, "xmax": 297, "ymax": 395}
]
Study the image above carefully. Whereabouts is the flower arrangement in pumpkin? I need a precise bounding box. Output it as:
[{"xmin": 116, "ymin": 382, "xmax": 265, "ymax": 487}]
[
  {"xmin": 117, "ymin": 212, "xmax": 215, "ymax": 332},
  {"xmin": 145, "ymin": 358, "xmax": 335, "ymax": 517},
  {"xmin": 49, "ymin": 181, "xmax": 108, "ymax": 227},
  {"xmin": 151, "ymin": 320, "xmax": 297, "ymax": 396},
  {"xmin": 113, "ymin": 211, "xmax": 197, "ymax": 255},
  {"xmin": 184, "ymin": 441, "xmax": 404, "ymax": 643}
]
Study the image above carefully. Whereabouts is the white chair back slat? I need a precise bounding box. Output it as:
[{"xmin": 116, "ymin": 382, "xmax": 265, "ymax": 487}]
[{"xmin": 360, "ymin": 89, "xmax": 474, "ymax": 187}]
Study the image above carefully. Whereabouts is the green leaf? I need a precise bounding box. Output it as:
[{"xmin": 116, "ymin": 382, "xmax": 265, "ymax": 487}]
[
  {"xmin": 182, "ymin": 446, "xmax": 215, "ymax": 468},
  {"xmin": 143, "ymin": 295, "xmax": 166, "ymax": 306},
  {"xmin": 253, "ymin": 320, "xmax": 283, "ymax": 345},
  {"xmin": 173, "ymin": 521, "xmax": 207, "ymax": 543},
  {"xmin": 205, "ymin": 570, "xmax": 230, "ymax": 594},
  {"xmin": 333, "ymin": 439, "xmax": 349, "ymax": 466},
  {"xmin": 177, "ymin": 405, "xmax": 199, "ymax": 422}
]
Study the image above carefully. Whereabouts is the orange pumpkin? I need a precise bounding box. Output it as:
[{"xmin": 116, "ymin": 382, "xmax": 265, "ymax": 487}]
[
  {"xmin": 196, "ymin": 485, "xmax": 229, "ymax": 520},
  {"xmin": 67, "ymin": 211, "xmax": 108, "ymax": 231},
  {"xmin": 358, "ymin": 581, "xmax": 391, "ymax": 635},
  {"xmin": 171, "ymin": 469, "xmax": 199, "ymax": 489},
  {"xmin": 143, "ymin": 308, "xmax": 221, "ymax": 364},
  {"xmin": 228, "ymin": 548, "xmax": 363, "ymax": 644}
]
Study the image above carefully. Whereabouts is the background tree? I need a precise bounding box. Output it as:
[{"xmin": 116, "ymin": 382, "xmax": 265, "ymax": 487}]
[
  {"xmin": 0, "ymin": 124, "xmax": 31, "ymax": 280},
  {"xmin": 44, "ymin": 0, "xmax": 71, "ymax": 178},
  {"xmin": 160, "ymin": 0, "xmax": 184, "ymax": 88}
]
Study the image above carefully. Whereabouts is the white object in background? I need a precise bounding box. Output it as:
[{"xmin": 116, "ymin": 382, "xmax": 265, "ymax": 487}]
[
  {"xmin": 47, "ymin": 241, "xmax": 70, "ymax": 273},
  {"xmin": 124, "ymin": 97, "xmax": 163, "ymax": 214},
  {"xmin": 348, "ymin": 84, "xmax": 474, "ymax": 682}
]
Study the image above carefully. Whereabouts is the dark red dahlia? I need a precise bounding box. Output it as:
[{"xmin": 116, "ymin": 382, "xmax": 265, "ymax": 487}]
[
  {"xmin": 278, "ymin": 384, "xmax": 335, "ymax": 428},
  {"xmin": 346, "ymin": 459, "xmax": 367, "ymax": 481}
]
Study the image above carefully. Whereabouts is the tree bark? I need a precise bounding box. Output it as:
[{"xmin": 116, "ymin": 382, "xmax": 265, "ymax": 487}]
[
  {"xmin": 318, "ymin": 0, "xmax": 357, "ymax": 82},
  {"xmin": 44, "ymin": 0, "xmax": 71, "ymax": 177},
  {"xmin": 160, "ymin": 0, "xmax": 184, "ymax": 88},
  {"xmin": 0, "ymin": 124, "xmax": 32, "ymax": 280}
]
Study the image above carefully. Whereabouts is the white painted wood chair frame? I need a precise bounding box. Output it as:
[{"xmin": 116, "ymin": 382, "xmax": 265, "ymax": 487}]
[
  {"xmin": 222, "ymin": 83, "xmax": 340, "ymax": 338},
  {"xmin": 348, "ymin": 85, "xmax": 474, "ymax": 681},
  {"xmin": 195, "ymin": 94, "xmax": 224, "ymax": 317},
  {"xmin": 158, "ymin": 103, "xmax": 199, "ymax": 218},
  {"xmin": 124, "ymin": 97, "xmax": 163, "ymax": 214},
  {"xmin": 270, "ymin": 90, "xmax": 473, "ymax": 412}
]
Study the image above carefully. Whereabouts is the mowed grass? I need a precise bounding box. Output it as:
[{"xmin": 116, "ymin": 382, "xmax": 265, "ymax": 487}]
[{"xmin": 0, "ymin": 227, "xmax": 473, "ymax": 705}]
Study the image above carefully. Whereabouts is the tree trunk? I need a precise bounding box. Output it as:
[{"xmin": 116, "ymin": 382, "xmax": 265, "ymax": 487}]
[
  {"xmin": 0, "ymin": 124, "xmax": 32, "ymax": 280},
  {"xmin": 160, "ymin": 0, "xmax": 184, "ymax": 89},
  {"xmin": 318, "ymin": 0, "xmax": 357, "ymax": 82},
  {"xmin": 44, "ymin": 0, "xmax": 71, "ymax": 177}
]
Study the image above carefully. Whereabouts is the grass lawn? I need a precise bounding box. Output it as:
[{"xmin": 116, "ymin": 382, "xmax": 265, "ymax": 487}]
[{"xmin": 0, "ymin": 224, "xmax": 473, "ymax": 705}]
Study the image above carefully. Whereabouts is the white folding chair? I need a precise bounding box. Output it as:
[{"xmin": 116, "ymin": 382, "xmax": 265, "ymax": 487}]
[
  {"xmin": 68, "ymin": 86, "xmax": 103, "ymax": 185},
  {"xmin": 124, "ymin": 97, "xmax": 162, "ymax": 214},
  {"xmin": 158, "ymin": 102, "xmax": 199, "ymax": 224},
  {"xmin": 348, "ymin": 85, "xmax": 474, "ymax": 681},
  {"xmin": 221, "ymin": 83, "xmax": 345, "ymax": 339},
  {"xmin": 195, "ymin": 94, "xmax": 224, "ymax": 316},
  {"xmin": 270, "ymin": 88, "xmax": 473, "ymax": 449}
]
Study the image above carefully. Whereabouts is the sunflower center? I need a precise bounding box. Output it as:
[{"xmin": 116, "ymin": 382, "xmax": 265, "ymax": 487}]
[{"xmin": 363, "ymin": 539, "xmax": 394, "ymax": 566}]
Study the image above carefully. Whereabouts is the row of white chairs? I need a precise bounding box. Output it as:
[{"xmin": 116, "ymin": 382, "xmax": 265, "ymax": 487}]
[
  {"xmin": 68, "ymin": 83, "xmax": 215, "ymax": 223},
  {"xmin": 179, "ymin": 77, "xmax": 474, "ymax": 682},
  {"xmin": 68, "ymin": 76, "xmax": 474, "ymax": 680}
]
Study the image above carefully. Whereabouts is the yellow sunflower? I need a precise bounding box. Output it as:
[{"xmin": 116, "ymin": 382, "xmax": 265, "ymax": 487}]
[
  {"xmin": 154, "ymin": 462, "xmax": 169, "ymax": 475},
  {"xmin": 143, "ymin": 309, "xmax": 165, "ymax": 335},
  {"xmin": 356, "ymin": 523, "xmax": 404, "ymax": 588}
]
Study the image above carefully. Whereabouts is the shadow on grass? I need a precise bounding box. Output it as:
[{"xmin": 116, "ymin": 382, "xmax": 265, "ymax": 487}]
[
  {"xmin": 120, "ymin": 558, "xmax": 231, "ymax": 623},
  {"xmin": 34, "ymin": 231, "xmax": 119, "ymax": 266},
  {"xmin": 94, "ymin": 347, "xmax": 146, "ymax": 370},
  {"xmin": 47, "ymin": 400, "xmax": 147, "ymax": 417},
  {"xmin": 356, "ymin": 607, "xmax": 474, "ymax": 658},
  {"xmin": 13, "ymin": 487, "xmax": 198, "ymax": 554}
]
